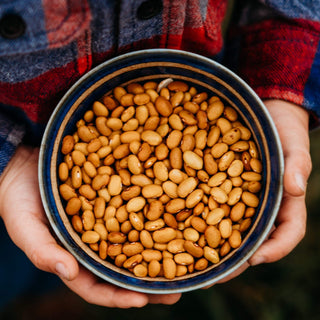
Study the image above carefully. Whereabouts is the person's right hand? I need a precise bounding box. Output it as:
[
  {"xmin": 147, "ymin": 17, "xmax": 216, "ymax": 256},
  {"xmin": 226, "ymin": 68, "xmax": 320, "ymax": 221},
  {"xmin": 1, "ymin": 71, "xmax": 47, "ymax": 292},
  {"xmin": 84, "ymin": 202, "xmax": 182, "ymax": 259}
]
[{"xmin": 0, "ymin": 146, "xmax": 181, "ymax": 308}]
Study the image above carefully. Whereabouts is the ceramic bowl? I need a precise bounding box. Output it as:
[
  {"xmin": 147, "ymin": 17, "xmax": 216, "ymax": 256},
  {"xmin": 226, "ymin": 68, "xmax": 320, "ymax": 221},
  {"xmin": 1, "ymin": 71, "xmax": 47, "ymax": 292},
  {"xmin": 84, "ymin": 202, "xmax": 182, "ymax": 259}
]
[{"xmin": 39, "ymin": 49, "xmax": 284, "ymax": 294}]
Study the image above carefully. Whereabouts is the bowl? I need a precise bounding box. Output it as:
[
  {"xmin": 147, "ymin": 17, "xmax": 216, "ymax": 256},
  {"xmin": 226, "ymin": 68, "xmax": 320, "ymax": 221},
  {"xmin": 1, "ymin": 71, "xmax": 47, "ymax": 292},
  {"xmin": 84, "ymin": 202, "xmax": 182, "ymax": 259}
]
[{"xmin": 39, "ymin": 49, "xmax": 284, "ymax": 294}]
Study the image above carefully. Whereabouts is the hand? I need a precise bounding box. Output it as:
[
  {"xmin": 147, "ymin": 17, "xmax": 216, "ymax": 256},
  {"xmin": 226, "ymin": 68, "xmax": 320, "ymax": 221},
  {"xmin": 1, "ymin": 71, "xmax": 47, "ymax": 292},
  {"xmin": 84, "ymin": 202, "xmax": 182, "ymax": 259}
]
[
  {"xmin": 0, "ymin": 146, "xmax": 181, "ymax": 307},
  {"xmin": 249, "ymin": 99, "xmax": 311, "ymax": 264},
  {"xmin": 217, "ymin": 99, "xmax": 312, "ymax": 284}
]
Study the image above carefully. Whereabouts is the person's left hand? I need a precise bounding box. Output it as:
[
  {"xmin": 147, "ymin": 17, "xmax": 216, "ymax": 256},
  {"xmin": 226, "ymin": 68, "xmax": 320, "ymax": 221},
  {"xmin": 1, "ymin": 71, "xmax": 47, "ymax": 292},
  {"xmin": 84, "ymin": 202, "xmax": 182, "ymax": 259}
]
[
  {"xmin": 0, "ymin": 146, "xmax": 181, "ymax": 307},
  {"xmin": 216, "ymin": 99, "xmax": 312, "ymax": 284}
]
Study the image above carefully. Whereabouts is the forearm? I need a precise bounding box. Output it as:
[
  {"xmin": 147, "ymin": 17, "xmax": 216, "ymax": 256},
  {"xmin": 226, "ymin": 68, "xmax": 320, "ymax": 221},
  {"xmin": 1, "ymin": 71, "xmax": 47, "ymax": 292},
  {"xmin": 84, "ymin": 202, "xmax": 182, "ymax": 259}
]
[
  {"xmin": 225, "ymin": 0, "xmax": 320, "ymax": 128},
  {"xmin": 0, "ymin": 112, "xmax": 25, "ymax": 178}
]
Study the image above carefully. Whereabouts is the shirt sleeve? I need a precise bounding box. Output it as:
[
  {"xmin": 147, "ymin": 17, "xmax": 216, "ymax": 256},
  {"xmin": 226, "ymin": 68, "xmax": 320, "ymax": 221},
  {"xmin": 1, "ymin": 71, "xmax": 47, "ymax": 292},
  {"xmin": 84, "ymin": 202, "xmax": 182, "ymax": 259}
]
[
  {"xmin": 0, "ymin": 112, "xmax": 25, "ymax": 176},
  {"xmin": 224, "ymin": 0, "xmax": 320, "ymax": 128}
]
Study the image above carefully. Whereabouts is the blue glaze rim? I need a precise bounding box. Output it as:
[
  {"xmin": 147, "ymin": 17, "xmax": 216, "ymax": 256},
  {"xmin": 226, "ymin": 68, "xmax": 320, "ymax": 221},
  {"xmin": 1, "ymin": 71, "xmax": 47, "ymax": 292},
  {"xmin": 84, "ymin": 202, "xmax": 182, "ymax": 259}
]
[{"xmin": 39, "ymin": 49, "xmax": 284, "ymax": 294}]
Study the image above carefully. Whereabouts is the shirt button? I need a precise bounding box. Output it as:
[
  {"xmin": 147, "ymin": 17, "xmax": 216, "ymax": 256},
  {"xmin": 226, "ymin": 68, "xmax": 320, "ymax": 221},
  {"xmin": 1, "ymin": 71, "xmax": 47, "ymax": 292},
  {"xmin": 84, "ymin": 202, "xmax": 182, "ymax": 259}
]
[
  {"xmin": 0, "ymin": 13, "xmax": 26, "ymax": 39},
  {"xmin": 137, "ymin": 0, "xmax": 163, "ymax": 20}
]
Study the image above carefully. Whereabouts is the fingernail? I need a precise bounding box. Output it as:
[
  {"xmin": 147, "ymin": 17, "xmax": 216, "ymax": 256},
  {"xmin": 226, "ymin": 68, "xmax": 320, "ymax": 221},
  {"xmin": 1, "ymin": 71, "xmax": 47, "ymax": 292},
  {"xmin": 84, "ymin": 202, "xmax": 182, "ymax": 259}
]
[
  {"xmin": 249, "ymin": 255, "xmax": 265, "ymax": 266},
  {"xmin": 295, "ymin": 173, "xmax": 306, "ymax": 192},
  {"xmin": 55, "ymin": 262, "xmax": 70, "ymax": 280}
]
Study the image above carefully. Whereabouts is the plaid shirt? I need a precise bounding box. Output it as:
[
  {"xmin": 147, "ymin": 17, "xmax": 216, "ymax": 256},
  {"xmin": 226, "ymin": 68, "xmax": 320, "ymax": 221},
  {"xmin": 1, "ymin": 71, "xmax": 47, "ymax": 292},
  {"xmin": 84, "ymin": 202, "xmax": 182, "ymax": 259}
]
[{"xmin": 1, "ymin": 0, "xmax": 320, "ymax": 175}]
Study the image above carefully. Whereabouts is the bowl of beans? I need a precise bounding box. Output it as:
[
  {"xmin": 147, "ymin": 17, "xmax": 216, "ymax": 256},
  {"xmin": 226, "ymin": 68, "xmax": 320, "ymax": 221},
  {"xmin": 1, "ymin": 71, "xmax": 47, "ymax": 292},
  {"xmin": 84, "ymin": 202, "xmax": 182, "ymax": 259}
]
[{"xmin": 39, "ymin": 49, "xmax": 284, "ymax": 293}]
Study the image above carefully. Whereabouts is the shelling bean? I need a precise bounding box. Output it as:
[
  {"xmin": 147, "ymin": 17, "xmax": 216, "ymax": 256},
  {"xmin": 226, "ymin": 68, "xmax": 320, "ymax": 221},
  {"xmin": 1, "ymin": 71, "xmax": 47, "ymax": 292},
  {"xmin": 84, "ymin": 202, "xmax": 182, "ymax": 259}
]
[{"xmin": 58, "ymin": 79, "xmax": 263, "ymax": 280}]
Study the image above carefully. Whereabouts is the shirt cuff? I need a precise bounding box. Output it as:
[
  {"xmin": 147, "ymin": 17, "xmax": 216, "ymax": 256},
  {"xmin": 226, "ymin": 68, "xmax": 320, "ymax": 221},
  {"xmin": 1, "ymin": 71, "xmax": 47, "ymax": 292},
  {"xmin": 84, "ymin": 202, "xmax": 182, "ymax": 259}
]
[
  {"xmin": 0, "ymin": 114, "xmax": 25, "ymax": 176},
  {"xmin": 225, "ymin": 18, "xmax": 320, "ymax": 128}
]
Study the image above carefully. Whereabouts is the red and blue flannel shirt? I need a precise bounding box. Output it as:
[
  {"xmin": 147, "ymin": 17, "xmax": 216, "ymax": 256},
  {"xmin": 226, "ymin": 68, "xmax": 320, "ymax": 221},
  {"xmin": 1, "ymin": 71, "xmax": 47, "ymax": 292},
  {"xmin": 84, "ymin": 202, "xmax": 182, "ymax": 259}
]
[{"xmin": 1, "ymin": 0, "xmax": 320, "ymax": 175}]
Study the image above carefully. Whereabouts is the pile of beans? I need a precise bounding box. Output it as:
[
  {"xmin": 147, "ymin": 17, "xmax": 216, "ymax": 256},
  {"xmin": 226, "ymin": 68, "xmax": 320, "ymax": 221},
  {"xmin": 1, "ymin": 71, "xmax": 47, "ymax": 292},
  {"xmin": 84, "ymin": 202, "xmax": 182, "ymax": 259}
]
[{"xmin": 58, "ymin": 79, "xmax": 262, "ymax": 279}]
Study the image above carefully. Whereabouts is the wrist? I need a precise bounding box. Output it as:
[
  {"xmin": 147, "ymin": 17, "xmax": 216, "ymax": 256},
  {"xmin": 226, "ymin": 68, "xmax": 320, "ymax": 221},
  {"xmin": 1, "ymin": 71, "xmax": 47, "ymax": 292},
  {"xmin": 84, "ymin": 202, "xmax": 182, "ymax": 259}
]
[
  {"xmin": 263, "ymin": 99, "xmax": 310, "ymax": 130},
  {"xmin": 0, "ymin": 146, "xmax": 38, "ymax": 215}
]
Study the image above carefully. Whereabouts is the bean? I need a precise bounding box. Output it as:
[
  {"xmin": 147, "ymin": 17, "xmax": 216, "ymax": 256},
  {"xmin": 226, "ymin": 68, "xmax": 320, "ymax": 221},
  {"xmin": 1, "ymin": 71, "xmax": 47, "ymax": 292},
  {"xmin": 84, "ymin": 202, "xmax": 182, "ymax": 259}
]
[
  {"xmin": 167, "ymin": 239, "xmax": 185, "ymax": 254},
  {"xmin": 211, "ymin": 187, "xmax": 228, "ymax": 204},
  {"xmin": 59, "ymin": 78, "xmax": 263, "ymax": 280},
  {"xmin": 208, "ymin": 172, "xmax": 227, "ymax": 187},
  {"xmin": 194, "ymin": 258, "xmax": 208, "ymax": 271},
  {"xmin": 94, "ymin": 223, "xmax": 108, "ymax": 241},
  {"xmin": 155, "ymin": 143, "xmax": 169, "ymax": 160},
  {"xmin": 79, "ymin": 184, "xmax": 96, "ymax": 200},
  {"xmin": 177, "ymin": 177, "xmax": 197, "ymax": 198},
  {"xmin": 127, "ymin": 197, "xmax": 146, "ymax": 212},
  {"xmin": 190, "ymin": 216, "xmax": 207, "ymax": 233},
  {"xmin": 144, "ymin": 116, "xmax": 160, "ymax": 131},
  {"xmin": 148, "ymin": 260, "xmax": 161, "ymax": 277},
  {"xmin": 123, "ymin": 242, "xmax": 144, "ymax": 256},
  {"xmin": 220, "ymin": 241, "xmax": 231, "ymax": 257},
  {"xmin": 230, "ymin": 140, "xmax": 250, "ymax": 152},
  {"xmin": 153, "ymin": 161, "xmax": 169, "ymax": 181},
  {"xmin": 105, "ymin": 217, "xmax": 120, "ymax": 232},
  {"xmin": 163, "ymin": 258, "xmax": 177, "ymax": 279},
  {"xmin": 146, "ymin": 200, "xmax": 164, "ymax": 220},
  {"xmin": 108, "ymin": 175, "xmax": 122, "ymax": 196},
  {"xmin": 168, "ymin": 80, "xmax": 189, "ymax": 92},
  {"xmin": 127, "ymin": 154, "xmax": 142, "ymax": 175},
  {"xmin": 227, "ymin": 187, "xmax": 243, "ymax": 206},
  {"xmin": 167, "ymin": 130, "xmax": 183, "ymax": 149},
  {"xmin": 227, "ymin": 159, "xmax": 244, "ymax": 177},
  {"xmin": 144, "ymin": 218, "xmax": 165, "ymax": 231},
  {"xmin": 142, "ymin": 184, "xmax": 163, "ymax": 198},
  {"xmin": 206, "ymin": 208, "xmax": 225, "ymax": 225},
  {"xmin": 141, "ymin": 130, "xmax": 162, "ymax": 146},
  {"xmin": 211, "ymin": 143, "xmax": 228, "ymax": 158},
  {"xmin": 219, "ymin": 219, "xmax": 233, "ymax": 238},
  {"xmin": 140, "ymin": 231, "xmax": 154, "ymax": 249},
  {"xmin": 61, "ymin": 135, "xmax": 75, "ymax": 154},
  {"xmin": 162, "ymin": 181, "xmax": 178, "ymax": 198},
  {"xmin": 183, "ymin": 151, "xmax": 203, "ymax": 170},
  {"xmin": 153, "ymin": 227, "xmax": 177, "ymax": 243},
  {"xmin": 186, "ymin": 189, "xmax": 204, "ymax": 208},
  {"xmin": 166, "ymin": 198, "xmax": 186, "ymax": 213},
  {"xmin": 174, "ymin": 252, "xmax": 194, "ymax": 265},
  {"xmin": 184, "ymin": 241, "xmax": 203, "ymax": 258},
  {"xmin": 250, "ymin": 158, "xmax": 263, "ymax": 173},
  {"xmin": 65, "ymin": 197, "xmax": 81, "ymax": 215},
  {"xmin": 207, "ymin": 100, "xmax": 224, "ymax": 120},
  {"xmin": 241, "ymin": 172, "xmax": 262, "ymax": 182},
  {"xmin": 205, "ymin": 225, "xmax": 221, "ymax": 248},
  {"xmin": 204, "ymin": 153, "xmax": 218, "ymax": 175},
  {"xmin": 82, "ymin": 210, "xmax": 95, "ymax": 230},
  {"xmin": 222, "ymin": 128, "xmax": 241, "ymax": 145},
  {"xmin": 169, "ymin": 147, "xmax": 183, "ymax": 169},
  {"xmin": 203, "ymin": 246, "xmax": 220, "ymax": 264},
  {"xmin": 155, "ymin": 96, "xmax": 173, "ymax": 117},
  {"xmin": 72, "ymin": 215, "xmax": 83, "ymax": 233},
  {"xmin": 242, "ymin": 191, "xmax": 260, "ymax": 207},
  {"xmin": 59, "ymin": 184, "xmax": 77, "ymax": 200},
  {"xmin": 82, "ymin": 230, "xmax": 100, "ymax": 244},
  {"xmin": 229, "ymin": 229, "xmax": 242, "ymax": 248},
  {"xmin": 123, "ymin": 254, "xmax": 143, "ymax": 269}
]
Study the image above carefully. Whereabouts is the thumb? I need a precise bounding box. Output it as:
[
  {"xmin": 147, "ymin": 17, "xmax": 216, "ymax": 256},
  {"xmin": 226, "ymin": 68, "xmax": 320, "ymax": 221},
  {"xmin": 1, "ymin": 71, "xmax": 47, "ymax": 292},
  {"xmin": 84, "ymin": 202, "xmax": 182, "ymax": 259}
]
[
  {"xmin": 283, "ymin": 147, "xmax": 312, "ymax": 197},
  {"xmin": 263, "ymin": 100, "xmax": 312, "ymax": 196},
  {"xmin": 3, "ymin": 212, "xmax": 79, "ymax": 281}
]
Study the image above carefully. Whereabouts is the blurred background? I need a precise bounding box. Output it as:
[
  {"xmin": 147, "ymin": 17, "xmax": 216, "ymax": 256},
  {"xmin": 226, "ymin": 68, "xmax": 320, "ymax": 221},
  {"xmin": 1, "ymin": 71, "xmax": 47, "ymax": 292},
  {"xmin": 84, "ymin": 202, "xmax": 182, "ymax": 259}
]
[{"xmin": 1, "ymin": 128, "xmax": 319, "ymax": 320}]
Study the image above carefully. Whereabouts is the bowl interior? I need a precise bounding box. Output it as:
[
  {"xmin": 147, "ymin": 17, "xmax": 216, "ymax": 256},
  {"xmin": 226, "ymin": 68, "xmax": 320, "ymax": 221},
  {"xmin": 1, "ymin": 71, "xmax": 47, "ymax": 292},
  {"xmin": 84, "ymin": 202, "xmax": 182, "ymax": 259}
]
[{"xmin": 39, "ymin": 49, "xmax": 283, "ymax": 293}]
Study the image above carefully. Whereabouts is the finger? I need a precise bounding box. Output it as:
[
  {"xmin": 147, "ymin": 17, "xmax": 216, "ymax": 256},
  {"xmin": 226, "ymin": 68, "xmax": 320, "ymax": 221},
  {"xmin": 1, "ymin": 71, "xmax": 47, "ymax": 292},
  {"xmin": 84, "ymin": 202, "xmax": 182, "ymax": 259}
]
[
  {"xmin": 3, "ymin": 211, "xmax": 79, "ymax": 281},
  {"xmin": 148, "ymin": 293, "xmax": 182, "ymax": 305},
  {"xmin": 216, "ymin": 261, "xmax": 250, "ymax": 284},
  {"xmin": 264, "ymin": 100, "xmax": 311, "ymax": 196},
  {"xmin": 249, "ymin": 192, "xmax": 306, "ymax": 266},
  {"xmin": 200, "ymin": 260, "xmax": 250, "ymax": 289},
  {"xmin": 62, "ymin": 267, "xmax": 149, "ymax": 308},
  {"xmin": 283, "ymin": 145, "xmax": 312, "ymax": 197}
]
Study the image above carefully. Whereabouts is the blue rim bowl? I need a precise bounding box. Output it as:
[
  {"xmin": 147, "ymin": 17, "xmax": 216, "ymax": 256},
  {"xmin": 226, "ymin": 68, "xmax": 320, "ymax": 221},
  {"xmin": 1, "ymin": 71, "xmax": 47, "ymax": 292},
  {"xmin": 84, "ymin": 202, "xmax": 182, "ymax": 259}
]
[{"xmin": 39, "ymin": 49, "xmax": 284, "ymax": 294}]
